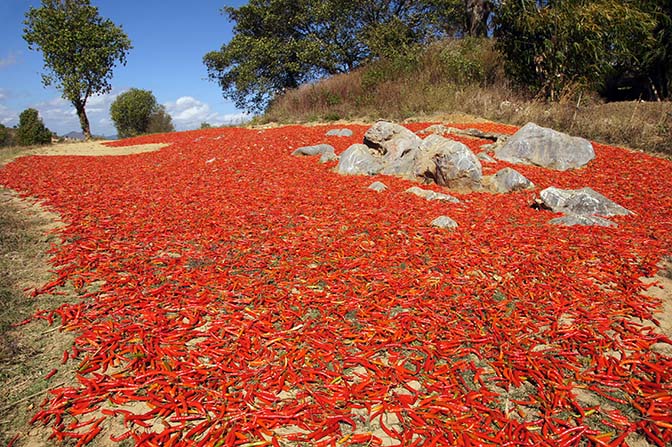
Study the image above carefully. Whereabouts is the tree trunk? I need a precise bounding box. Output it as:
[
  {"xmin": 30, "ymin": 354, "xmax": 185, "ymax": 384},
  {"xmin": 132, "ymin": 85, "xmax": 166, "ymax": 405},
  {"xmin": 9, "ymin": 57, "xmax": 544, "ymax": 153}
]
[
  {"xmin": 465, "ymin": 0, "xmax": 492, "ymax": 37},
  {"xmin": 74, "ymin": 100, "xmax": 91, "ymax": 140}
]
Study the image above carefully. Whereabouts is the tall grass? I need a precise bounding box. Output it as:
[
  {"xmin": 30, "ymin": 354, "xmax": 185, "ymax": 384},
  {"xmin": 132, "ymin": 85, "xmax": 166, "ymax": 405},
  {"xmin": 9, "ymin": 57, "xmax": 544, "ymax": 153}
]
[{"xmin": 263, "ymin": 38, "xmax": 671, "ymax": 156}]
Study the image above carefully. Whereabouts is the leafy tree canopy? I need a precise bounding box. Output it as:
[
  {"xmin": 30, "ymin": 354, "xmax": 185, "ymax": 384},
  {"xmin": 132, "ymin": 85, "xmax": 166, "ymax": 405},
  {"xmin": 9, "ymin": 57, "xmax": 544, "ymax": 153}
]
[
  {"xmin": 16, "ymin": 108, "xmax": 52, "ymax": 146},
  {"xmin": 23, "ymin": 0, "xmax": 131, "ymax": 139},
  {"xmin": 110, "ymin": 88, "xmax": 174, "ymax": 138},
  {"xmin": 204, "ymin": 0, "xmax": 467, "ymax": 112},
  {"xmin": 495, "ymin": 0, "xmax": 667, "ymax": 100}
]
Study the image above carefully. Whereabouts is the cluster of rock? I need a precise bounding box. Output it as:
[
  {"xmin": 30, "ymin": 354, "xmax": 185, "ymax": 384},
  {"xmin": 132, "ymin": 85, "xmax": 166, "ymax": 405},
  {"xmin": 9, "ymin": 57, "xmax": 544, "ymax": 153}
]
[
  {"xmin": 333, "ymin": 121, "xmax": 541, "ymax": 194},
  {"xmin": 292, "ymin": 122, "xmax": 630, "ymax": 229}
]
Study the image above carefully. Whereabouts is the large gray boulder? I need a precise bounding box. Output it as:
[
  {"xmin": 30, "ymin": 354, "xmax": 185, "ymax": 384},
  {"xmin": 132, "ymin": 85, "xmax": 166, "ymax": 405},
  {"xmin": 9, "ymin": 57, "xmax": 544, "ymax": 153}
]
[
  {"xmin": 336, "ymin": 144, "xmax": 383, "ymax": 175},
  {"xmin": 495, "ymin": 123, "xmax": 595, "ymax": 170},
  {"xmin": 363, "ymin": 121, "xmax": 422, "ymax": 176},
  {"xmin": 540, "ymin": 187, "xmax": 631, "ymax": 217},
  {"xmin": 484, "ymin": 167, "xmax": 534, "ymax": 193},
  {"xmin": 414, "ymin": 135, "xmax": 482, "ymax": 189}
]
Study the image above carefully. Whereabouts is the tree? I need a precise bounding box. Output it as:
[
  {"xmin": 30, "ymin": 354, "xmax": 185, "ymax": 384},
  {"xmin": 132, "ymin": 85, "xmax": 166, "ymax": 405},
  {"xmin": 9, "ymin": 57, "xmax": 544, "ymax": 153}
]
[
  {"xmin": 495, "ymin": 0, "xmax": 658, "ymax": 100},
  {"xmin": 465, "ymin": 0, "xmax": 493, "ymax": 37},
  {"xmin": 0, "ymin": 124, "xmax": 12, "ymax": 147},
  {"xmin": 16, "ymin": 108, "xmax": 52, "ymax": 146},
  {"xmin": 204, "ymin": 0, "xmax": 468, "ymax": 112},
  {"xmin": 23, "ymin": 0, "xmax": 132, "ymax": 140},
  {"xmin": 110, "ymin": 88, "xmax": 174, "ymax": 138},
  {"xmin": 147, "ymin": 105, "xmax": 175, "ymax": 134}
]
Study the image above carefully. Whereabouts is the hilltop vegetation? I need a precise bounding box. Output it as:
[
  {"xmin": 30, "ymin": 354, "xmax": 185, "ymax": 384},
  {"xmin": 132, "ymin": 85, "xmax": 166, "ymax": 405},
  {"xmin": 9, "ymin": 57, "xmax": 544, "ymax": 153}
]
[
  {"xmin": 262, "ymin": 38, "xmax": 672, "ymax": 155},
  {"xmin": 205, "ymin": 1, "xmax": 671, "ymax": 155}
]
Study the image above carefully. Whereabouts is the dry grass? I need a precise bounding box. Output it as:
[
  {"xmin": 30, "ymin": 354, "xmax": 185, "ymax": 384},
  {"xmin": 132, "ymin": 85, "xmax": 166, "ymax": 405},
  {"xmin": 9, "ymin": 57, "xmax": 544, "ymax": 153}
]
[{"xmin": 263, "ymin": 39, "xmax": 671, "ymax": 156}]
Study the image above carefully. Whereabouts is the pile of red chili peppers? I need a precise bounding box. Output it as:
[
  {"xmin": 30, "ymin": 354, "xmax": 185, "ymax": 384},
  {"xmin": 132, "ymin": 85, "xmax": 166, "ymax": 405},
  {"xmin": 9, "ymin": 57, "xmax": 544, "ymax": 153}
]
[{"xmin": 1, "ymin": 123, "xmax": 671, "ymax": 446}]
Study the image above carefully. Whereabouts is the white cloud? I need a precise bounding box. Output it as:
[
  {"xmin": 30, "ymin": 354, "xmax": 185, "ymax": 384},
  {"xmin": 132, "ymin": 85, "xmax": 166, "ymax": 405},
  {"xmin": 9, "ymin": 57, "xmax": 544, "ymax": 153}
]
[
  {"xmin": 34, "ymin": 89, "xmax": 125, "ymax": 136},
  {"xmin": 165, "ymin": 96, "xmax": 251, "ymax": 130},
  {"xmin": 0, "ymin": 52, "xmax": 19, "ymax": 69},
  {"xmin": 0, "ymin": 104, "xmax": 16, "ymax": 127}
]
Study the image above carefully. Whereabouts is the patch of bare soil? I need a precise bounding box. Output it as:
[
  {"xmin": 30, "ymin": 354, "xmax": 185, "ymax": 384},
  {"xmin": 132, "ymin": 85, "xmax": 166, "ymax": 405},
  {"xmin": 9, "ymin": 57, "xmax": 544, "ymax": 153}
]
[
  {"xmin": 28, "ymin": 140, "xmax": 169, "ymax": 157},
  {"xmin": 641, "ymin": 257, "xmax": 672, "ymax": 354}
]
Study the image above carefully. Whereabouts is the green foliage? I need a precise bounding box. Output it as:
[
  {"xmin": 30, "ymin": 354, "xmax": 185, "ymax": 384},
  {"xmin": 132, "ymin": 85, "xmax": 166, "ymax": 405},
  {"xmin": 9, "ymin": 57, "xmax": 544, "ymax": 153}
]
[
  {"xmin": 438, "ymin": 37, "xmax": 500, "ymax": 85},
  {"xmin": 0, "ymin": 124, "xmax": 13, "ymax": 148},
  {"xmin": 16, "ymin": 108, "xmax": 52, "ymax": 146},
  {"xmin": 495, "ymin": 0, "xmax": 659, "ymax": 100},
  {"xmin": 110, "ymin": 89, "xmax": 174, "ymax": 138},
  {"xmin": 204, "ymin": 0, "xmax": 470, "ymax": 112},
  {"xmin": 23, "ymin": 0, "xmax": 131, "ymax": 139},
  {"xmin": 147, "ymin": 105, "xmax": 175, "ymax": 134},
  {"xmin": 200, "ymin": 122, "xmax": 212, "ymax": 129}
]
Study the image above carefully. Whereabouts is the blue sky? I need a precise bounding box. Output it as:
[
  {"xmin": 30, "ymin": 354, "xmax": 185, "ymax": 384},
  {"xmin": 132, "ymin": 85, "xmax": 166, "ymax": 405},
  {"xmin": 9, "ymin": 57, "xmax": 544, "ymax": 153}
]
[{"xmin": 0, "ymin": 1, "xmax": 250, "ymax": 136}]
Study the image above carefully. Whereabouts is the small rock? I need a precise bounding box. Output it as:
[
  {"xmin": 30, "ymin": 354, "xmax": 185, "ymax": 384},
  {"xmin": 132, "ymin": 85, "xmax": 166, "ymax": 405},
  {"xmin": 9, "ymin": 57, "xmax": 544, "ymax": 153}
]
[
  {"xmin": 319, "ymin": 151, "xmax": 338, "ymax": 163},
  {"xmin": 477, "ymin": 152, "xmax": 496, "ymax": 163},
  {"xmin": 485, "ymin": 167, "xmax": 534, "ymax": 193},
  {"xmin": 431, "ymin": 215, "xmax": 458, "ymax": 229},
  {"xmin": 292, "ymin": 144, "xmax": 335, "ymax": 157},
  {"xmin": 405, "ymin": 186, "xmax": 459, "ymax": 202},
  {"xmin": 368, "ymin": 181, "xmax": 388, "ymax": 192},
  {"xmin": 326, "ymin": 128, "xmax": 353, "ymax": 137}
]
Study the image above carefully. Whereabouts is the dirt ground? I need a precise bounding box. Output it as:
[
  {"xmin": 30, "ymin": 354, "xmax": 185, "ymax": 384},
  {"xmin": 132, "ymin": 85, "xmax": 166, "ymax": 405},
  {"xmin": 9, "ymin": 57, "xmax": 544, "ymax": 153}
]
[{"xmin": 26, "ymin": 140, "xmax": 168, "ymax": 157}]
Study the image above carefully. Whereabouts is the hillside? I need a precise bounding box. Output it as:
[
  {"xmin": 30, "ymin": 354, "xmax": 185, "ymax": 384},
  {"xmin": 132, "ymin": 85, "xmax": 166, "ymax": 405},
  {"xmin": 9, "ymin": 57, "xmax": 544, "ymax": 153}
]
[{"xmin": 262, "ymin": 39, "xmax": 671, "ymax": 157}]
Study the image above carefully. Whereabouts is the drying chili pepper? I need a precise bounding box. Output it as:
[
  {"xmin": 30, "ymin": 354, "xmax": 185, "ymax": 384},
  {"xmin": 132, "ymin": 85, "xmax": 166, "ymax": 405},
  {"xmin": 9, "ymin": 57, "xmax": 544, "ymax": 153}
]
[{"xmin": 0, "ymin": 123, "xmax": 670, "ymax": 446}]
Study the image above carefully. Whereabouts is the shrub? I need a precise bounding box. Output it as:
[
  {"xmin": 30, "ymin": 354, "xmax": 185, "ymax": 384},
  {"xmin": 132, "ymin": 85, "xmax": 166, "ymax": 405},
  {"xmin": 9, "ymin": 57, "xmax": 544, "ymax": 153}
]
[
  {"xmin": 111, "ymin": 88, "xmax": 174, "ymax": 138},
  {"xmin": 16, "ymin": 108, "xmax": 52, "ymax": 146},
  {"xmin": 147, "ymin": 105, "xmax": 175, "ymax": 134},
  {"xmin": 0, "ymin": 124, "xmax": 13, "ymax": 147}
]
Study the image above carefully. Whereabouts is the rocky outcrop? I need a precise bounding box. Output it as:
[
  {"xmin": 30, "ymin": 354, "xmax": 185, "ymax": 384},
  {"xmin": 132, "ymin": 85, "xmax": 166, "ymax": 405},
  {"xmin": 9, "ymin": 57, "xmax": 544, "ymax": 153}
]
[{"xmin": 495, "ymin": 123, "xmax": 595, "ymax": 171}]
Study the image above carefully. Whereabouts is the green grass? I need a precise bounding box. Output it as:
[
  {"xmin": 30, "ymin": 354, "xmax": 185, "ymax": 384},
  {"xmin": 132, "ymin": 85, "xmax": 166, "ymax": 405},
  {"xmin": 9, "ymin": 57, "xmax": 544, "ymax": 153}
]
[{"xmin": 0, "ymin": 182, "xmax": 77, "ymax": 445}]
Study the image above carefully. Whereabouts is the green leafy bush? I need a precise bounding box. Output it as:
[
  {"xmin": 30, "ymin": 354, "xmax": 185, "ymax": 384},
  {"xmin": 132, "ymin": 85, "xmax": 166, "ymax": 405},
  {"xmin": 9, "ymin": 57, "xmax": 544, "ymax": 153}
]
[
  {"xmin": 16, "ymin": 108, "xmax": 52, "ymax": 146},
  {"xmin": 0, "ymin": 124, "xmax": 13, "ymax": 147},
  {"xmin": 110, "ymin": 88, "xmax": 174, "ymax": 138}
]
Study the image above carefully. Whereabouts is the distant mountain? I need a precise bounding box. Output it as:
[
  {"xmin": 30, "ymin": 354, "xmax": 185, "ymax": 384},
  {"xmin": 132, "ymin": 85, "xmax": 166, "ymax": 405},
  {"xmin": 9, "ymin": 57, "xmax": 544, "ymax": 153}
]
[
  {"xmin": 61, "ymin": 131, "xmax": 118, "ymax": 140},
  {"xmin": 62, "ymin": 131, "xmax": 84, "ymax": 140}
]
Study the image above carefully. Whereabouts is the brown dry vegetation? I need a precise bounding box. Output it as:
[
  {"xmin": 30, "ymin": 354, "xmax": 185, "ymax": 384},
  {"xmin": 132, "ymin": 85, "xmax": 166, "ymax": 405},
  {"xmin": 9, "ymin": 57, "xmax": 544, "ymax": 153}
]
[{"xmin": 263, "ymin": 39, "xmax": 672, "ymax": 156}]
